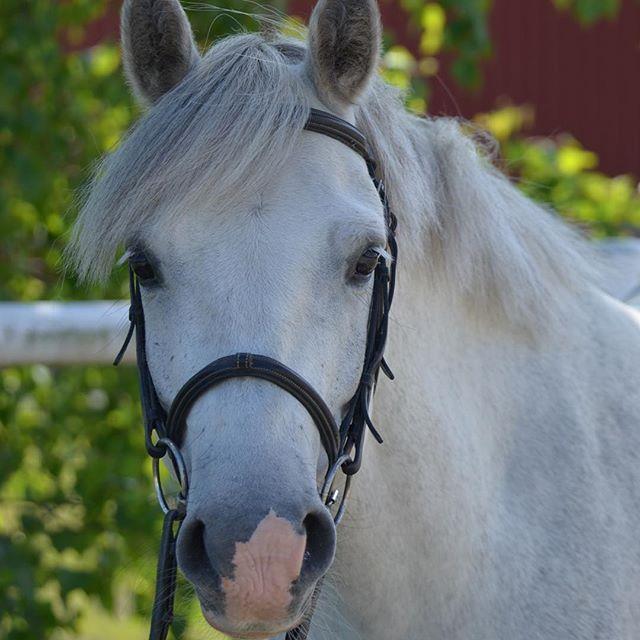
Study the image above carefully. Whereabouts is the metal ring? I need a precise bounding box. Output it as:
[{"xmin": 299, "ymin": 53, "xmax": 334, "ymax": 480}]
[
  {"xmin": 333, "ymin": 475, "xmax": 352, "ymax": 525},
  {"xmin": 320, "ymin": 453, "xmax": 352, "ymax": 524},
  {"xmin": 152, "ymin": 437, "xmax": 189, "ymax": 514}
]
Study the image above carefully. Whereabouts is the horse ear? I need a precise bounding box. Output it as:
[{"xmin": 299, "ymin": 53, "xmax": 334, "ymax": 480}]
[
  {"xmin": 121, "ymin": 0, "xmax": 200, "ymax": 106},
  {"xmin": 306, "ymin": 0, "xmax": 382, "ymax": 109}
]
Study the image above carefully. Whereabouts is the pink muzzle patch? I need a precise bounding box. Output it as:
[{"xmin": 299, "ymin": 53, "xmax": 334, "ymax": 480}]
[{"xmin": 221, "ymin": 510, "xmax": 306, "ymax": 625}]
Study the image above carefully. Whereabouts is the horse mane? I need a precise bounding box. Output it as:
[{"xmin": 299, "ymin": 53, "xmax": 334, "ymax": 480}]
[
  {"xmin": 69, "ymin": 30, "xmax": 596, "ymax": 330},
  {"xmin": 358, "ymin": 80, "xmax": 596, "ymax": 331}
]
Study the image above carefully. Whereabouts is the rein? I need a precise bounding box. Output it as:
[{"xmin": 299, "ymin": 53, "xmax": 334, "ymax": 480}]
[{"xmin": 114, "ymin": 108, "xmax": 398, "ymax": 640}]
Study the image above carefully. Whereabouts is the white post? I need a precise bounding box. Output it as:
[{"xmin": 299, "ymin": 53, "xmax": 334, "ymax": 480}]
[{"xmin": 0, "ymin": 301, "xmax": 134, "ymax": 366}]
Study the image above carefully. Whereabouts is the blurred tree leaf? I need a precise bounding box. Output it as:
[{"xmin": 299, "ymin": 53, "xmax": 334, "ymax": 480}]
[
  {"xmin": 474, "ymin": 105, "xmax": 640, "ymax": 236},
  {"xmin": 552, "ymin": 0, "xmax": 626, "ymax": 24}
]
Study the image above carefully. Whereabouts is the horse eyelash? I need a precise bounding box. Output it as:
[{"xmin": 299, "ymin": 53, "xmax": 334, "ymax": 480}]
[{"xmin": 117, "ymin": 249, "xmax": 132, "ymax": 267}]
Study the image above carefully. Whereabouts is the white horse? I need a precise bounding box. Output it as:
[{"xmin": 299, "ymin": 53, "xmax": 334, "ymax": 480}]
[{"xmin": 70, "ymin": 0, "xmax": 640, "ymax": 638}]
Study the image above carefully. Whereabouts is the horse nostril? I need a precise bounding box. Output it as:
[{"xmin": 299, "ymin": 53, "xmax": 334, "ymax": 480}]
[
  {"xmin": 301, "ymin": 508, "xmax": 336, "ymax": 580},
  {"xmin": 177, "ymin": 517, "xmax": 212, "ymax": 582}
]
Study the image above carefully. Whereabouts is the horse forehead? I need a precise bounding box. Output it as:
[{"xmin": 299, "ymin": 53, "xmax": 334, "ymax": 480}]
[{"xmin": 152, "ymin": 165, "xmax": 371, "ymax": 273}]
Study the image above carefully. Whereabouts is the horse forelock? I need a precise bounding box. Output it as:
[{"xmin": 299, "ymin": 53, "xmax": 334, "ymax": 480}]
[{"xmin": 69, "ymin": 33, "xmax": 310, "ymax": 283}]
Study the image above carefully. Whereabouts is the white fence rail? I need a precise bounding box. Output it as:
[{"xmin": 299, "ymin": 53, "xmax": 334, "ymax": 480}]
[
  {"xmin": 0, "ymin": 301, "xmax": 133, "ymax": 366},
  {"xmin": 2, "ymin": 239, "xmax": 640, "ymax": 367}
]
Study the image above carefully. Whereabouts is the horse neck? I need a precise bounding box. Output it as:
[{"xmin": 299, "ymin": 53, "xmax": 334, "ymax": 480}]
[
  {"xmin": 329, "ymin": 108, "xmax": 597, "ymax": 634},
  {"xmin": 328, "ymin": 268, "xmax": 514, "ymax": 633},
  {"xmin": 374, "ymin": 267, "xmax": 511, "ymax": 517}
]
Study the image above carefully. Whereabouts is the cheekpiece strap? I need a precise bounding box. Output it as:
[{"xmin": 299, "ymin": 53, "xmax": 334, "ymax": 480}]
[{"xmin": 114, "ymin": 266, "xmax": 168, "ymax": 458}]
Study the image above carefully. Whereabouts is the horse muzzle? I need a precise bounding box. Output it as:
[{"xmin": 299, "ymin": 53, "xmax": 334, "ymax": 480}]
[{"xmin": 177, "ymin": 503, "xmax": 336, "ymax": 637}]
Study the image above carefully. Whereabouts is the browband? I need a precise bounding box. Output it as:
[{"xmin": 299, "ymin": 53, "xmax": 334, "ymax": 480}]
[{"xmin": 304, "ymin": 108, "xmax": 375, "ymax": 169}]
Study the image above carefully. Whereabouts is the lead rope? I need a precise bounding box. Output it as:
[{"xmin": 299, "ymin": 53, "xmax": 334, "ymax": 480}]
[{"xmin": 149, "ymin": 508, "xmax": 184, "ymax": 640}]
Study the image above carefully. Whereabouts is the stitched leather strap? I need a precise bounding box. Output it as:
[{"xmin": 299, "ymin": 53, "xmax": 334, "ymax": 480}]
[
  {"xmin": 304, "ymin": 108, "xmax": 372, "ymax": 164},
  {"xmin": 166, "ymin": 353, "xmax": 340, "ymax": 467}
]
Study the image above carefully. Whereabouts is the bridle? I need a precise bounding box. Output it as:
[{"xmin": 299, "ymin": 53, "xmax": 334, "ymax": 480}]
[
  {"xmin": 115, "ymin": 107, "xmax": 397, "ymax": 640},
  {"xmin": 113, "ymin": 108, "xmax": 398, "ymax": 640}
]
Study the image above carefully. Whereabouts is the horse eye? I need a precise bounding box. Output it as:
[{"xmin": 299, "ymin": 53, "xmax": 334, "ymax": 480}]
[
  {"xmin": 355, "ymin": 247, "xmax": 381, "ymax": 277},
  {"xmin": 129, "ymin": 252, "xmax": 157, "ymax": 284}
]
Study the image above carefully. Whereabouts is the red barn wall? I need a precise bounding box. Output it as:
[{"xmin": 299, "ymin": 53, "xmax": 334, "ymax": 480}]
[{"xmin": 428, "ymin": 0, "xmax": 640, "ymax": 178}]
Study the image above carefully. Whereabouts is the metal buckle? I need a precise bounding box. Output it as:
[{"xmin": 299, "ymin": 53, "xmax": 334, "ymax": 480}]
[
  {"xmin": 152, "ymin": 437, "xmax": 188, "ymax": 514},
  {"xmin": 320, "ymin": 453, "xmax": 353, "ymax": 525}
]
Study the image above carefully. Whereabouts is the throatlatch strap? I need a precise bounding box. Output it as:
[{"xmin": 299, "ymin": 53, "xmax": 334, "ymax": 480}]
[{"xmin": 149, "ymin": 508, "xmax": 184, "ymax": 640}]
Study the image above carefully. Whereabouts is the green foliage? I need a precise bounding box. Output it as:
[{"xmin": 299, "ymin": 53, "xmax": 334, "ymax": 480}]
[
  {"xmin": 474, "ymin": 106, "xmax": 640, "ymax": 236},
  {"xmin": 1, "ymin": 0, "xmax": 639, "ymax": 639},
  {"xmin": 552, "ymin": 0, "xmax": 622, "ymax": 24},
  {"xmin": 0, "ymin": 364, "xmax": 157, "ymax": 639},
  {"xmin": 396, "ymin": 0, "xmax": 635, "ymax": 92},
  {"xmin": 1, "ymin": 1, "xmax": 129, "ymax": 303},
  {"xmin": 0, "ymin": 2, "xmax": 148, "ymax": 636},
  {"xmin": 398, "ymin": 0, "xmax": 492, "ymax": 91}
]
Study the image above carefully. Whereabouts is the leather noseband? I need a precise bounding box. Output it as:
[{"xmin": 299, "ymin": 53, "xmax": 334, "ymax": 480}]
[{"xmin": 166, "ymin": 353, "xmax": 340, "ymax": 466}]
